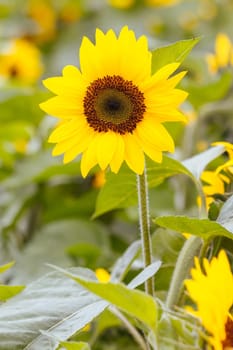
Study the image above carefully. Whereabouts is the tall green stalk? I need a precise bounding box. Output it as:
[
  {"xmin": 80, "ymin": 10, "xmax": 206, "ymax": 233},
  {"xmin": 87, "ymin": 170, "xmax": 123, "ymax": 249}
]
[{"xmin": 137, "ymin": 167, "xmax": 154, "ymax": 296}]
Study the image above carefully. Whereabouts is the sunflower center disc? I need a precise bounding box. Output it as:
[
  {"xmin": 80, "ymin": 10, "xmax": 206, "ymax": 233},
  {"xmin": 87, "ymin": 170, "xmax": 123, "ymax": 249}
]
[
  {"xmin": 222, "ymin": 317, "xmax": 233, "ymax": 348},
  {"xmin": 83, "ymin": 75, "xmax": 146, "ymax": 134}
]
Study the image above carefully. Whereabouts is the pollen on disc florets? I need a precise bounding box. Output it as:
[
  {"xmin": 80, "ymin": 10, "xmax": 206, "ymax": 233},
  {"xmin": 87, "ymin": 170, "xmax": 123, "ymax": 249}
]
[{"xmin": 83, "ymin": 75, "xmax": 146, "ymax": 134}]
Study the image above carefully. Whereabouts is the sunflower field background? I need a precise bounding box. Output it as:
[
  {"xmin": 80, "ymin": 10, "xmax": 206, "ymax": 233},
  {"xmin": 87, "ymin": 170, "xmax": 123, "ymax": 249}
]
[{"xmin": 0, "ymin": 1, "xmax": 233, "ymax": 349}]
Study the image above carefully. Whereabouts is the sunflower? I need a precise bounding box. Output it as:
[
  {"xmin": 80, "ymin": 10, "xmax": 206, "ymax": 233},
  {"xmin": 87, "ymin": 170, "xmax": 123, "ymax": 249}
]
[
  {"xmin": 0, "ymin": 38, "xmax": 43, "ymax": 84},
  {"xmin": 206, "ymin": 33, "xmax": 233, "ymax": 74},
  {"xmin": 146, "ymin": 0, "xmax": 181, "ymax": 6},
  {"xmin": 199, "ymin": 170, "xmax": 230, "ymax": 209},
  {"xmin": 185, "ymin": 250, "xmax": 233, "ymax": 350},
  {"xmin": 40, "ymin": 27, "xmax": 187, "ymax": 177}
]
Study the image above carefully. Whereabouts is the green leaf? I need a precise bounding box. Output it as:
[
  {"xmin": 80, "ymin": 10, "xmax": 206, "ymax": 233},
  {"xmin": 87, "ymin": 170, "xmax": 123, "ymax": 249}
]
[
  {"xmin": 0, "ymin": 261, "xmax": 15, "ymax": 274},
  {"xmin": 0, "ymin": 285, "xmax": 25, "ymax": 302},
  {"xmin": 182, "ymin": 145, "xmax": 225, "ymax": 180},
  {"xmin": 0, "ymin": 268, "xmax": 107, "ymax": 350},
  {"xmin": 59, "ymin": 341, "xmax": 90, "ymax": 350},
  {"xmin": 128, "ymin": 261, "xmax": 162, "ymax": 289},
  {"xmin": 0, "ymin": 88, "xmax": 48, "ymax": 124},
  {"xmin": 93, "ymin": 156, "xmax": 194, "ymax": 218},
  {"xmin": 57, "ymin": 268, "xmax": 157, "ymax": 330},
  {"xmin": 152, "ymin": 37, "xmax": 200, "ymax": 73},
  {"xmin": 217, "ymin": 194, "xmax": 233, "ymax": 233},
  {"xmin": 2, "ymin": 151, "xmax": 81, "ymax": 189},
  {"xmin": 185, "ymin": 72, "xmax": 233, "ymax": 109},
  {"xmin": 154, "ymin": 216, "xmax": 233, "ymax": 240},
  {"xmin": 111, "ymin": 241, "xmax": 141, "ymax": 282}
]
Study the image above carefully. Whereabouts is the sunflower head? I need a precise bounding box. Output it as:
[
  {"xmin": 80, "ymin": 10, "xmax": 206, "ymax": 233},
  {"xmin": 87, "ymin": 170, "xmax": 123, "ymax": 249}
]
[
  {"xmin": 206, "ymin": 33, "xmax": 233, "ymax": 74},
  {"xmin": 185, "ymin": 250, "xmax": 233, "ymax": 350},
  {"xmin": 0, "ymin": 38, "xmax": 43, "ymax": 84},
  {"xmin": 40, "ymin": 26, "xmax": 187, "ymax": 177}
]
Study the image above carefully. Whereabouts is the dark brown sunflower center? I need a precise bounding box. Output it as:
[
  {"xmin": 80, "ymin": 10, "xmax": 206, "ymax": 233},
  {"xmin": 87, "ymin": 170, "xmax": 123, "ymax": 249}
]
[
  {"xmin": 9, "ymin": 65, "xmax": 19, "ymax": 78},
  {"xmin": 222, "ymin": 317, "xmax": 233, "ymax": 348},
  {"xmin": 83, "ymin": 75, "xmax": 146, "ymax": 134}
]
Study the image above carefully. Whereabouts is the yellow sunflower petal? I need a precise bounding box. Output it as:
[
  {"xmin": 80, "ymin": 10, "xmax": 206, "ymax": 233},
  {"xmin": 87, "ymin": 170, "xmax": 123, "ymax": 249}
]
[
  {"xmin": 39, "ymin": 95, "xmax": 83, "ymax": 118},
  {"xmin": 48, "ymin": 119, "xmax": 86, "ymax": 143},
  {"xmin": 97, "ymin": 132, "xmax": 117, "ymax": 170},
  {"xmin": 80, "ymin": 136, "xmax": 100, "ymax": 177},
  {"xmin": 215, "ymin": 33, "xmax": 232, "ymax": 68},
  {"xmin": 134, "ymin": 130, "xmax": 163, "ymax": 163},
  {"xmin": 136, "ymin": 119, "xmax": 175, "ymax": 152},
  {"xmin": 185, "ymin": 250, "xmax": 233, "ymax": 348},
  {"xmin": 140, "ymin": 62, "xmax": 180, "ymax": 91},
  {"xmin": 110, "ymin": 134, "xmax": 125, "ymax": 173},
  {"xmin": 123, "ymin": 134, "xmax": 145, "ymax": 174},
  {"xmin": 63, "ymin": 132, "xmax": 94, "ymax": 164}
]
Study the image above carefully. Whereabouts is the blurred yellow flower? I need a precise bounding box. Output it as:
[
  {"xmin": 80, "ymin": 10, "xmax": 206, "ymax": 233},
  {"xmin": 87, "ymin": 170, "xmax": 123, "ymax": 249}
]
[
  {"xmin": 108, "ymin": 0, "xmax": 135, "ymax": 9},
  {"xmin": 185, "ymin": 250, "xmax": 233, "ymax": 350},
  {"xmin": 206, "ymin": 33, "xmax": 233, "ymax": 74},
  {"xmin": 92, "ymin": 170, "xmax": 106, "ymax": 189},
  {"xmin": 59, "ymin": 1, "xmax": 82, "ymax": 23},
  {"xmin": 200, "ymin": 170, "xmax": 230, "ymax": 208},
  {"xmin": 14, "ymin": 139, "xmax": 28, "ymax": 154},
  {"xmin": 213, "ymin": 142, "xmax": 233, "ymax": 178},
  {"xmin": 0, "ymin": 38, "xmax": 43, "ymax": 84},
  {"xmin": 40, "ymin": 26, "xmax": 187, "ymax": 177},
  {"xmin": 146, "ymin": 0, "xmax": 180, "ymax": 6},
  {"xmin": 213, "ymin": 141, "xmax": 233, "ymax": 160},
  {"xmin": 27, "ymin": 0, "xmax": 57, "ymax": 43},
  {"xmin": 95, "ymin": 268, "xmax": 111, "ymax": 283}
]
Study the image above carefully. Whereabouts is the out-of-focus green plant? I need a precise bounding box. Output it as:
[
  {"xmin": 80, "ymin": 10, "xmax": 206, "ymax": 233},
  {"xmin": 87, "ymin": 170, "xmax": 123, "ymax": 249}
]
[{"xmin": 0, "ymin": 1, "xmax": 233, "ymax": 349}]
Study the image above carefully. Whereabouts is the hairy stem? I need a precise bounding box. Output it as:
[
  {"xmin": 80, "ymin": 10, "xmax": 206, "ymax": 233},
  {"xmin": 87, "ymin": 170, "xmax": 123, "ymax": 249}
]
[{"xmin": 137, "ymin": 168, "xmax": 154, "ymax": 296}]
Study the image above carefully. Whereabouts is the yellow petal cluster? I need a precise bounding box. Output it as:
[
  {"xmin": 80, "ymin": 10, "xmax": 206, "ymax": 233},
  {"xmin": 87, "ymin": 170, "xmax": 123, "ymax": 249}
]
[
  {"xmin": 40, "ymin": 27, "xmax": 187, "ymax": 177},
  {"xmin": 108, "ymin": 0, "xmax": 135, "ymax": 9},
  {"xmin": 0, "ymin": 38, "xmax": 43, "ymax": 84},
  {"xmin": 146, "ymin": 0, "xmax": 181, "ymax": 6},
  {"xmin": 206, "ymin": 33, "xmax": 233, "ymax": 74},
  {"xmin": 27, "ymin": 0, "xmax": 57, "ymax": 43},
  {"xmin": 185, "ymin": 250, "xmax": 233, "ymax": 350}
]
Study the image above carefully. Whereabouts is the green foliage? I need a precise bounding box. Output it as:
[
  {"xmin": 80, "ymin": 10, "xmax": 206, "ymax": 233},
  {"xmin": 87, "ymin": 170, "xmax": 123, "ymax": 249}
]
[
  {"xmin": 0, "ymin": 2, "xmax": 233, "ymax": 349},
  {"xmin": 185, "ymin": 72, "xmax": 233, "ymax": 109},
  {"xmin": 93, "ymin": 156, "xmax": 194, "ymax": 217},
  {"xmin": 0, "ymin": 262, "xmax": 24, "ymax": 302},
  {"xmin": 58, "ymin": 342, "xmax": 90, "ymax": 350},
  {"xmin": 54, "ymin": 266, "xmax": 157, "ymax": 330},
  {"xmin": 151, "ymin": 37, "xmax": 200, "ymax": 72},
  {"xmin": 0, "ymin": 269, "xmax": 108, "ymax": 350},
  {"xmin": 155, "ymin": 216, "xmax": 233, "ymax": 240}
]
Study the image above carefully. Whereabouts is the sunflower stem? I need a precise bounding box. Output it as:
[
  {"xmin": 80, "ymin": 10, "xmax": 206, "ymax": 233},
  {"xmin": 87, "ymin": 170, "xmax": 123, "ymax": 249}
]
[
  {"xmin": 137, "ymin": 168, "xmax": 154, "ymax": 296},
  {"xmin": 166, "ymin": 235, "xmax": 202, "ymax": 309}
]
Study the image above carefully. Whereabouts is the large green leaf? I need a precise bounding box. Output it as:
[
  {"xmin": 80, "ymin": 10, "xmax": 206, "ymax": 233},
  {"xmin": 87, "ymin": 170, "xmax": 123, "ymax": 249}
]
[
  {"xmin": 217, "ymin": 194, "xmax": 233, "ymax": 233},
  {"xmin": 58, "ymin": 341, "xmax": 90, "ymax": 350},
  {"xmin": 152, "ymin": 37, "xmax": 200, "ymax": 73},
  {"xmin": 0, "ymin": 269, "xmax": 107, "ymax": 350},
  {"xmin": 154, "ymin": 216, "xmax": 233, "ymax": 240},
  {"xmin": 55, "ymin": 268, "xmax": 157, "ymax": 330},
  {"xmin": 93, "ymin": 156, "xmax": 194, "ymax": 218},
  {"xmin": 182, "ymin": 145, "xmax": 225, "ymax": 180},
  {"xmin": 128, "ymin": 261, "xmax": 162, "ymax": 289},
  {"xmin": 111, "ymin": 240, "xmax": 141, "ymax": 282}
]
